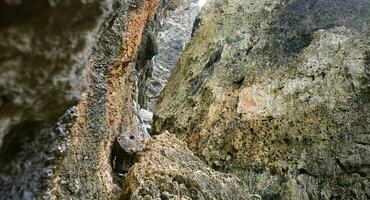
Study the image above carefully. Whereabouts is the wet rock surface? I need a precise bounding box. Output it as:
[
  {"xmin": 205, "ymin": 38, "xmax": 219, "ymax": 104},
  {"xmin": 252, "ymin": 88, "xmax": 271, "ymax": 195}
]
[{"xmin": 154, "ymin": 0, "xmax": 370, "ymax": 199}]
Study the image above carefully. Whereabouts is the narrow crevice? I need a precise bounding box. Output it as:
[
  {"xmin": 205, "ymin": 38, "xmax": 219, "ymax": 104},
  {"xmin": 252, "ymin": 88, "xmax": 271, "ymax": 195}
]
[{"xmin": 111, "ymin": 132, "xmax": 144, "ymax": 184}]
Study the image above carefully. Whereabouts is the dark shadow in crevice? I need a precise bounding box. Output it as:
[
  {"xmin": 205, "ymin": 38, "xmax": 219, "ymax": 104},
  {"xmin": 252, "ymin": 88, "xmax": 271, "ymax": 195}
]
[{"xmin": 110, "ymin": 132, "xmax": 144, "ymax": 186}]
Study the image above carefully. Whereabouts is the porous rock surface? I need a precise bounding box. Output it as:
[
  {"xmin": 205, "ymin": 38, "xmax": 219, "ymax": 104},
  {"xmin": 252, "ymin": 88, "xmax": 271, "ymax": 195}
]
[
  {"xmin": 121, "ymin": 133, "xmax": 251, "ymax": 200},
  {"xmin": 1, "ymin": 0, "xmax": 369, "ymax": 199},
  {"xmin": 52, "ymin": 0, "xmax": 164, "ymax": 198},
  {"xmin": 0, "ymin": 0, "xmax": 182, "ymax": 198},
  {"xmin": 0, "ymin": 0, "xmax": 118, "ymax": 198},
  {"xmin": 154, "ymin": 0, "xmax": 370, "ymax": 199},
  {"xmin": 0, "ymin": 0, "xmax": 205, "ymax": 198}
]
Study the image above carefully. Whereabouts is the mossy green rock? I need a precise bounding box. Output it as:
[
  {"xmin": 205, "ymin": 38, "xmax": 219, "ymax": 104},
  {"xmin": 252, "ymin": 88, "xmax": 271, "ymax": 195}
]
[{"xmin": 154, "ymin": 0, "xmax": 370, "ymax": 199}]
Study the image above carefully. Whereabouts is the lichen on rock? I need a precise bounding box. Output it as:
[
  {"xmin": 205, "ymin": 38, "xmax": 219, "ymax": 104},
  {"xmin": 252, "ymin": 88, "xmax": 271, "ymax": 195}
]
[
  {"xmin": 121, "ymin": 132, "xmax": 251, "ymax": 200},
  {"xmin": 1, "ymin": 0, "xmax": 369, "ymax": 199},
  {"xmin": 154, "ymin": 0, "xmax": 370, "ymax": 199}
]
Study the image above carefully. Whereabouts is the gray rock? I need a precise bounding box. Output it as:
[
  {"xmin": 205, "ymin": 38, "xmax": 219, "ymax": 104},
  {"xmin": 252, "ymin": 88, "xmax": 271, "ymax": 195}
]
[
  {"xmin": 112, "ymin": 132, "xmax": 144, "ymax": 174},
  {"xmin": 138, "ymin": 0, "xmax": 201, "ymax": 111},
  {"xmin": 139, "ymin": 108, "xmax": 153, "ymax": 124}
]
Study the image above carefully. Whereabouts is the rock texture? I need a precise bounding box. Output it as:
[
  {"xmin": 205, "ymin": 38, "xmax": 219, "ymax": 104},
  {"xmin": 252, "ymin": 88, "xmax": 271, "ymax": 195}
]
[
  {"xmin": 154, "ymin": 0, "xmax": 370, "ymax": 199},
  {"xmin": 121, "ymin": 133, "xmax": 251, "ymax": 200},
  {"xmin": 135, "ymin": 0, "xmax": 201, "ymax": 134},
  {"xmin": 1, "ymin": 0, "xmax": 369, "ymax": 199},
  {"xmin": 51, "ymin": 0, "xmax": 164, "ymax": 199},
  {"xmin": 0, "ymin": 0, "xmax": 205, "ymax": 198},
  {"xmin": 0, "ymin": 0, "xmax": 194, "ymax": 198},
  {"xmin": 137, "ymin": 0, "xmax": 200, "ymax": 112},
  {"xmin": 0, "ymin": 0, "xmax": 117, "ymax": 198},
  {"xmin": 0, "ymin": 0, "xmax": 109, "ymax": 148}
]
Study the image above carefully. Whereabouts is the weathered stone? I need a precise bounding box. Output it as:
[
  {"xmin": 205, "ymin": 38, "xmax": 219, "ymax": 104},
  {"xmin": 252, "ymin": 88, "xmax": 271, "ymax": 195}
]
[
  {"xmin": 139, "ymin": 108, "xmax": 153, "ymax": 124},
  {"xmin": 137, "ymin": 0, "xmax": 201, "ymax": 111},
  {"xmin": 52, "ymin": 0, "xmax": 165, "ymax": 198},
  {"xmin": 154, "ymin": 0, "xmax": 370, "ymax": 199},
  {"xmin": 0, "ymin": 0, "xmax": 113, "ymax": 148},
  {"xmin": 0, "ymin": 0, "xmax": 117, "ymax": 198},
  {"xmin": 2, "ymin": 0, "xmax": 369, "ymax": 199},
  {"xmin": 121, "ymin": 133, "xmax": 251, "ymax": 200},
  {"xmin": 112, "ymin": 132, "xmax": 144, "ymax": 174},
  {"xmin": 0, "ymin": 0, "xmax": 189, "ymax": 198}
]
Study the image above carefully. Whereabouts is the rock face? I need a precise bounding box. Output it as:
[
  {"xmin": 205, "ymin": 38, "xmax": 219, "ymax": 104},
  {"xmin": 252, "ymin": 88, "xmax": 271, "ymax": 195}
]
[
  {"xmin": 1, "ymin": 0, "xmax": 369, "ymax": 199},
  {"xmin": 135, "ymin": 0, "xmax": 201, "ymax": 134},
  {"xmin": 0, "ymin": 0, "xmax": 204, "ymax": 198},
  {"xmin": 137, "ymin": 0, "xmax": 200, "ymax": 112},
  {"xmin": 52, "ymin": 0, "xmax": 165, "ymax": 198},
  {"xmin": 121, "ymin": 133, "xmax": 251, "ymax": 200},
  {"xmin": 154, "ymin": 0, "xmax": 370, "ymax": 199},
  {"xmin": 0, "ymin": 0, "xmax": 109, "ymax": 148},
  {"xmin": 0, "ymin": 0, "xmax": 116, "ymax": 198},
  {"xmin": 0, "ymin": 0, "xmax": 182, "ymax": 198}
]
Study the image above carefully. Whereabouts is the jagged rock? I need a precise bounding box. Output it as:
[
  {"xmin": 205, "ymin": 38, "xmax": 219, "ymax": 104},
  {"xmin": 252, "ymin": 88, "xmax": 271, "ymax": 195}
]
[
  {"xmin": 139, "ymin": 109, "xmax": 153, "ymax": 124},
  {"xmin": 0, "ymin": 0, "xmax": 118, "ymax": 198},
  {"xmin": 112, "ymin": 132, "xmax": 144, "ymax": 175},
  {"xmin": 154, "ymin": 0, "xmax": 370, "ymax": 199},
  {"xmin": 0, "ymin": 0, "xmax": 185, "ymax": 198},
  {"xmin": 2, "ymin": 0, "xmax": 369, "ymax": 199},
  {"xmin": 121, "ymin": 133, "xmax": 251, "ymax": 200},
  {"xmin": 52, "ymin": 0, "xmax": 165, "ymax": 198},
  {"xmin": 137, "ymin": 0, "xmax": 200, "ymax": 111}
]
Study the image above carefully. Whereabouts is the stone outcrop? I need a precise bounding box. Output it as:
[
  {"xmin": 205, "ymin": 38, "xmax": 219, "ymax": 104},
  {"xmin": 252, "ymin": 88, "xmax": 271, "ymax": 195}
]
[
  {"xmin": 0, "ymin": 0, "xmax": 204, "ymax": 198},
  {"xmin": 1, "ymin": 0, "xmax": 370, "ymax": 199},
  {"xmin": 138, "ymin": 0, "xmax": 200, "ymax": 112},
  {"xmin": 51, "ymin": 0, "xmax": 164, "ymax": 199},
  {"xmin": 121, "ymin": 133, "xmax": 251, "ymax": 200},
  {"xmin": 154, "ymin": 0, "xmax": 370, "ymax": 199},
  {"xmin": 0, "ymin": 0, "xmax": 170, "ymax": 198},
  {"xmin": 135, "ymin": 0, "xmax": 201, "ymax": 134}
]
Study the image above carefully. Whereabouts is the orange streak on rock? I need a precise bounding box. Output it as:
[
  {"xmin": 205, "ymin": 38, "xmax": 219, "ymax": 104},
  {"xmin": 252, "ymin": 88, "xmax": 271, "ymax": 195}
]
[{"xmin": 97, "ymin": 0, "xmax": 162, "ymax": 196}]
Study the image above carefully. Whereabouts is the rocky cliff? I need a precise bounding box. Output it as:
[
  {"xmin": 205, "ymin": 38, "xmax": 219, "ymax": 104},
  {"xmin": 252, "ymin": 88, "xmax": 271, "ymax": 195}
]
[
  {"xmin": 0, "ymin": 0, "xmax": 165, "ymax": 198},
  {"xmin": 0, "ymin": 0, "xmax": 117, "ymax": 198},
  {"xmin": 154, "ymin": 0, "xmax": 370, "ymax": 199},
  {"xmin": 0, "ymin": 0, "xmax": 369, "ymax": 199},
  {"xmin": 0, "ymin": 0, "xmax": 202, "ymax": 199}
]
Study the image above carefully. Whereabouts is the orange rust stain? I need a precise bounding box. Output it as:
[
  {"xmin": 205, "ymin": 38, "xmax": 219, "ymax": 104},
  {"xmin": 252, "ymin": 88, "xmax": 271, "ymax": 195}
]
[
  {"xmin": 105, "ymin": 0, "xmax": 161, "ymax": 131},
  {"xmin": 53, "ymin": 1, "xmax": 162, "ymax": 198},
  {"xmin": 98, "ymin": 0, "xmax": 162, "ymax": 195}
]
